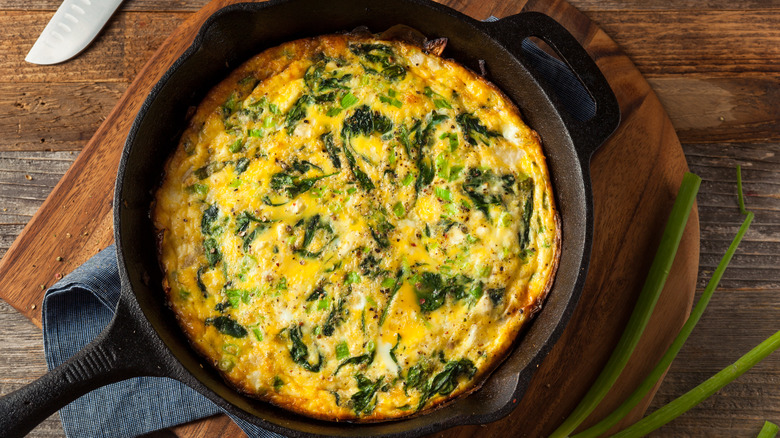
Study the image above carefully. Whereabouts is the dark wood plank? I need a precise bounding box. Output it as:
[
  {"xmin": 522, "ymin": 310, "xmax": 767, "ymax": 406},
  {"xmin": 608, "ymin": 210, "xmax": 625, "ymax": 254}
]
[
  {"xmin": 0, "ymin": 152, "xmax": 78, "ymax": 266},
  {"xmin": 0, "ymin": 83, "xmax": 126, "ymax": 152},
  {"xmin": 650, "ymin": 76, "xmax": 780, "ymax": 143},
  {"xmin": 2, "ymin": 9, "xmax": 779, "ymax": 83},
  {"xmin": 0, "ymin": 300, "xmax": 64, "ymax": 437},
  {"xmin": 3, "ymin": 0, "xmax": 778, "ymax": 12},
  {"xmin": 589, "ymin": 9, "xmax": 779, "ymax": 76}
]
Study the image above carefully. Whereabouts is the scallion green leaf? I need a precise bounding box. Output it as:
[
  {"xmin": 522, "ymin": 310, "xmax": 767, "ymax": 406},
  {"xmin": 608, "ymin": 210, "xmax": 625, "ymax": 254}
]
[
  {"xmin": 612, "ymin": 330, "xmax": 780, "ymax": 438},
  {"xmin": 435, "ymin": 186, "xmax": 452, "ymax": 202},
  {"xmin": 574, "ymin": 212, "xmax": 754, "ymax": 438},
  {"xmin": 393, "ymin": 201, "xmax": 405, "ymax": 218},
  {"xmin": 336, "ymin": 341, "xmax": 350, "ymax": 360},
  {"xmin": 757, "ymin": 421, "xmax": 779, "ymax": 438},
  {"xmin": 341, "ymin": 93, "xmax": 359, "ymax": 108},
  {"xmin": 550, "ymin": 172, "xmax": 701, "ymax": 438}
]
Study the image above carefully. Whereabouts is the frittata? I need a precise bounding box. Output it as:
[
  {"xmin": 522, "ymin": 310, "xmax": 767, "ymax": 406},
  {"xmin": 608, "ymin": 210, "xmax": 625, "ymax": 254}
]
[{"xmin": 152, "ymin": 33, "xmax": 560, "ymax": 421}]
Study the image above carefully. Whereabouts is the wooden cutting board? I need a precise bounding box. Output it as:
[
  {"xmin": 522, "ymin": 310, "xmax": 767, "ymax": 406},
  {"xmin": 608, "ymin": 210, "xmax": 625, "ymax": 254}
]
[{"xmin": 0, "ymin": 0, "xmax": 699, "ymax": 436}]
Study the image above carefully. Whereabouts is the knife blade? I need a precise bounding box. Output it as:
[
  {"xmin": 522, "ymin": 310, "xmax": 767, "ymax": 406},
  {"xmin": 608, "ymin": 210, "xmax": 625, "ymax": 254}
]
[{"xmin": 26, "ymin": 0, "xmax": 125, "ymax": 65}]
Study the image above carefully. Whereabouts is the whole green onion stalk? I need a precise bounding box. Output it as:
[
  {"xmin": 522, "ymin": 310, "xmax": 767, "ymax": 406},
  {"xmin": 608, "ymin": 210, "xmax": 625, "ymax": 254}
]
[
  {"xmin": 573, "ymin": 168, "xmax": 754, "ymax": 437},
  {"xmin": 549, "ymin": 173, "xmax": 701, "ymax": 438},
  {"xmin": 757, "ymin": 421, "xmax": 779, "ymax": 438},
  {"xmin": 611, "ymin": 330, "xmax": 780, "ymax": 438}
]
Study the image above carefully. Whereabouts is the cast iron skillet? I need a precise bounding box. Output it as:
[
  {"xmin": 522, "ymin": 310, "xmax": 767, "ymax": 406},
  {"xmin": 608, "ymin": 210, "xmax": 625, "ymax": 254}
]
[{"xmin": 0, "ymin": 0, "xmax": 619, "ymax": 436}]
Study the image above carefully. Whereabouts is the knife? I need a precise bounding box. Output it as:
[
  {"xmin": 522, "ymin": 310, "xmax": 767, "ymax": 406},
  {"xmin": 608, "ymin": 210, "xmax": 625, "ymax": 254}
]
[{"xmin": 26, "ymin": 0, "xmax": 125, "ymax": 65}]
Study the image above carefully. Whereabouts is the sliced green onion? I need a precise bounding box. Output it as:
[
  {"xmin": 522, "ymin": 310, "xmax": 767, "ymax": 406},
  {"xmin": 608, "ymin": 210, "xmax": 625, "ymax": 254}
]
[
  {"xmin": 252, "ymin": 328, "xmax": 263, "ymax": 342},
  {"xmin": 336, "ymin": 341, "xmax": 350, "ymax": 360},
  {"xmin": 574, "ymin": 210, "xmax": 754, "ymax": 438},
  {"xmin": 381, "ymin": 277, "xmax": 396, "ymax": 288},
  {"xmin": 393, "ymin": 201, "xmax": 405, "ymax": 218},
  {"xmin": 612, "ymin": 330, "xmax": 780, "ymax": 438},
  {"xmin": 345, "ymin": 271, "xmax": 361, "ymax": 285},
  {"xmin": 435, "ymin": 186, "xmax": 452, "ymax": 202},
  {"xmin": 550, "ymin": 172, "xmax": 701, "ymax": 438},
  {"xmin": 757, "ymin": 421, "xmax": 779, "ymax": 438},
  {"xmin": 341, "ymin": 93, "xmax": 359, "ymax": 108},
  {"xmin": 317, "ymin": 297, "xmax": 330, "ymax": 311},
  {"xmin": 229, "ymin": 138, "xmax": 244, "ymax": 153}
]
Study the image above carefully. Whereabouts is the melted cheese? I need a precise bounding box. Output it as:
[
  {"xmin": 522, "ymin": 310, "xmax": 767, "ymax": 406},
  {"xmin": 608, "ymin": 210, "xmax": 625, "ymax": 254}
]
[{"xmin": 153, "ymin": 34, "xmax": 559, "ymax": 421}]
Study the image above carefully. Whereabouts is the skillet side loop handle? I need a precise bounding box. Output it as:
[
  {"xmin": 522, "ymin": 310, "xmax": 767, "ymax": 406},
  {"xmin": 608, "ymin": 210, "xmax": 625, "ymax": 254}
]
[
  {"xmin": 489, "ymin": 12, "xmax": 620, "ymax": 162},
  {"xmin": 0, "ymin": 298, "xmax": 167, "ymax": 438}
]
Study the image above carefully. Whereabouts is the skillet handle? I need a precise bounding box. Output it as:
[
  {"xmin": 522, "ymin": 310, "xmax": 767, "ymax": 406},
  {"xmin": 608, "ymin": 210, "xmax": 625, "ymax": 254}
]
[
  {"xmin": 487, "ymin": 12, "xmax": 620, "ymax": 162},
  {"xmin": 0, "ymin": 297, "xmax": 168, "ymax": 438}
]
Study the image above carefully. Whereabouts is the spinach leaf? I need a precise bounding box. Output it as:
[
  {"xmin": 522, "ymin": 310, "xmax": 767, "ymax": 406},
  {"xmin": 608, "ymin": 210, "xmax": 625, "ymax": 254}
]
[
  {"xmin": 415, "ymin": 156, "xmax": 435, "ymax": 193},
  {"xmin": 404, "ymin": 361, "xmax": 432, "ymax": 395},
  {"xmin": 285, "ymin": 94, "xmax": 314, "ymax": 135},
  {"xmin": 288, "ymin": 324, "xmax": 323, "ymax": 372},
  {"xmin": 321, "ymin": 132, "xmax": 341, "ymax": 169},
  {"xmin": 214, "ymin": 301, "xmax": 232, "ymax": 312},
  {"xmin": 412, "ymin": 272, "xmax": 446, "ymax": 312},
  {"xmin": 242, "ymin": 228, "xmax": 260, "ymax": 252},
  {"xmin": 194, "ymin": 161, "xmax": 226, "ymax": 180},
  {"xmin": 349, "ymin": 43, "xmax": 407, "ymax": 82},
  {"xmin": 293, "ymin": 214, "xmax": 336, "ymax": 258},
  {"xmin": 342, "ymin": 142, "xmax": 374, "ymax": 191},
  {"xmin": 334, "ymin": 347, "xmax": 375, "ymax": 375},
  {"xmin": 304, "ymin": 59, "xmax": 351, "ymax": 96},
  {"xmin": 196, "ymin": 266, "xmax": 208, "ymax": 297},
  {"xmin": 306, "ymin": 285, "xmax": 327, "ymax": 302},
  {"xmin": 411, "ymin": 358, "xmax": 476, "ymax": 411},
  {"xmin": 205, "ymin": 316, "xmax": 247, "ymax": 338},
  {"xmin": 342, "ymin": 105, "xmax": 393, "ymax": 138},
  {"xmin": 203, "ymin": 238, "xmax": 222, "ymax": 267},
  {"xmin": 442, "ymin": 274, "xmax": 473, "ymax": 301},
  {"xmin": 201, "ymin": 203, "xmax": 220, "ymax": 235},
  {"xmin": 323, "ymin": 297, "xmax": 348, "ymax": 336},
  {"xmin": 461, "ymin": 168, "xmax": 514, "ymax": 220},
  {"xmin": 235, "ymin": 157, "xmax": 250, "ymax": 174},
  {"xmin": 235, "ymin": 211, "xmax": 275, "ymax": 234},
  {"xmin": 261, "ymin": 194, "xmax": 289, "ymax": 207},
  {"xmin": 359, "ymin": 254, "xmax": 383, "ymax": 277},
  {"xmin": 236, "ymin": 212, "xmax": 274, "ymax": 252},
  {"xmin": 428, "ymin": 358, "xmax": 477, "ymax": 397},
  {"xmin": 456, "ymin": 112, "xmax": 502, "ymax": 146},
  {"xmin": 409, "ymin": 112, "xmax": 448, "ymax": 193},
  {"xmin": 379, "ymin": 269, "xmax": 404, "ymax": 326},
  {"xmin": 488, "ymin": 287, "xmax": 505, "ymax": 306},
  {"xmin": 517, "ymin": 178, "xmax": 535, "ymax": 250},
  {"xmin": 351, "ymin": 374, "xmax": 385, "ymax": 415},
  {"xmin": 368, "ymin": 216, "xmax": 395, "ymax": 249},
  {"xmin": 269, "ymin": 170, "xmax": 337, "ymax": 199}
]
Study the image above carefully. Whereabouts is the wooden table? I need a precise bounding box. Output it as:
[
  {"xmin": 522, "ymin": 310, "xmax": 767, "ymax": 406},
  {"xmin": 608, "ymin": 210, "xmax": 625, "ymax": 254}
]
[{"xmin": 0, "ymin": 0, "xmax": 777, "ymax": 437}]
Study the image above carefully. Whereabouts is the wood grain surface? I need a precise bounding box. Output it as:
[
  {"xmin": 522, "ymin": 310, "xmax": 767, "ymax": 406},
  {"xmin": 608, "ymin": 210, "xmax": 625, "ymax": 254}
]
[{"xmin": 0, "ymin": 0, "xmax": 777, "ymax": 437}]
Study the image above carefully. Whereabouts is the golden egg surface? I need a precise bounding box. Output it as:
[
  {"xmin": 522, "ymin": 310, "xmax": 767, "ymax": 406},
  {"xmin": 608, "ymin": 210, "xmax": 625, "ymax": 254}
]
[{"xmin": 153, "ymin": 33, "xmax": 560, "ymax": 421}]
